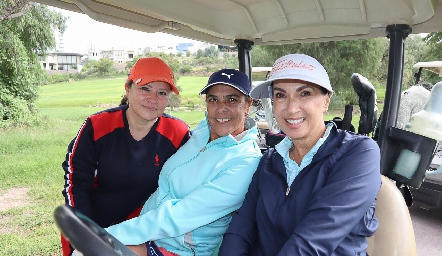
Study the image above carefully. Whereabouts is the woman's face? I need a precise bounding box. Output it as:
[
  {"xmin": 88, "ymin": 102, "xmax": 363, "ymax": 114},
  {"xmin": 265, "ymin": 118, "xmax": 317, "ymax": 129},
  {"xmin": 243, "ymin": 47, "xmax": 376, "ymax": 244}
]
[
  {"xmin": 125, "ymin": 81, "xmax": 171, "ymax": 124},
  {"xmin": 205, "ymin": 84, "xmax": 252, "ymax": 141},
  {"xmin": 272, "ymin": 79, "xmax": 330, "ymax": 143}
]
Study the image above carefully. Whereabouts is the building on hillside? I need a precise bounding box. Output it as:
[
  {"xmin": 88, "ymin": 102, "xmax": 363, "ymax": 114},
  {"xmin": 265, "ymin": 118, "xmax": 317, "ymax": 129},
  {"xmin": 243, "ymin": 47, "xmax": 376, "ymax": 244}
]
[
  {"xmin": 39, "ymin": 52, "xmax": 83, "ymax": 72},
  {"xmin": 87, "ymin": 46, "xmax": 101, "ymax": 61},
  {"xmin": 86, "ymin": 46, "xmax": 139, "ymax": 63}
]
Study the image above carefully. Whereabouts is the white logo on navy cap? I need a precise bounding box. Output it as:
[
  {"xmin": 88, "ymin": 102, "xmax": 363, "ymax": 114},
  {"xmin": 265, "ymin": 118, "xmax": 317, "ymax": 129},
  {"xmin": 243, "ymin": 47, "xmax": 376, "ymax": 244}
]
[{"xmin": 221, "ymin": 73, "xmax": 234, "ymax": 79}]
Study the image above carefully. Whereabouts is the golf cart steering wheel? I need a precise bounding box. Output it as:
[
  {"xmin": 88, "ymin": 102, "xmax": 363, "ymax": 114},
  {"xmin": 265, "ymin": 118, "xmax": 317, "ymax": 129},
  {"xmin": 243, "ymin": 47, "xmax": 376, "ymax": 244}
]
[{"xmin": 53, "ymin": 205, "xmax": 136, "ymax": 256}]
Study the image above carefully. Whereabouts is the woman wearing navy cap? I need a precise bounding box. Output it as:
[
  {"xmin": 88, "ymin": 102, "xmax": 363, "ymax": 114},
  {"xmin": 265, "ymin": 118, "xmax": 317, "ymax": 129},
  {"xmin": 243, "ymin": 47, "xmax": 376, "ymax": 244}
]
[
  {"xmin": 220, "ymin": 54, "xmax": 381, "ymax": 256},
  {"xmin": 100, "ymin": 69, "xmax": 262, "ymax": 256}
]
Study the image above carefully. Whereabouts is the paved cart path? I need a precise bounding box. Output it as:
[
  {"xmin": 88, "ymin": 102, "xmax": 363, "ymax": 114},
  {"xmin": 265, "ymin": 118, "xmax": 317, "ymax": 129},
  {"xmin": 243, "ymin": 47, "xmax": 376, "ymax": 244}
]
[{"xmin": 410, "ymin": 203, "xmax": 442, "ymax": 256}]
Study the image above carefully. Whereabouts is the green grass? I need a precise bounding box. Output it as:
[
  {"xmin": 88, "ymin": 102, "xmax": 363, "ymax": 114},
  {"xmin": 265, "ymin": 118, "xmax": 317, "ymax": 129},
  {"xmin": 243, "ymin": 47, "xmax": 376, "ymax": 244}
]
[
  {"xmin": 0, "ymin": 119, "xmax": 80, "ymax": 255},
  {"xmin": 1, "ymin": 76, "xmax": 208, "ymax": 255},
  {"xmin": 36, "ymin": 77, "xmax": 127, "ymax": 108},
  {"xmin": 1, "ymin": 75, "xmax": 366, "ymax": 255}
]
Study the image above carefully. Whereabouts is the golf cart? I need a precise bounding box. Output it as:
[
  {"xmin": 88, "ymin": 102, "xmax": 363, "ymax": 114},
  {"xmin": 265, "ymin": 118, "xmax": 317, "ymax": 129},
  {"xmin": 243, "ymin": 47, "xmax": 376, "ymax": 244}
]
[
  {"xmin": 407, "ymin": 61, "xmax": 442, "ymax": 209},
  {"xmin": 35, "ymin": 0, "xmax": 442, "ymax": 255}
]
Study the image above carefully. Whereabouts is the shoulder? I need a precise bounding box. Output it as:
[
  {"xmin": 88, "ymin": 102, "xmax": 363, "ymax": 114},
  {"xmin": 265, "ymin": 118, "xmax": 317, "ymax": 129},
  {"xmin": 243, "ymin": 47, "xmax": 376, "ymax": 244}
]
[
  {"xmin": 333, "ymin": 128, "xmax": 378, "ymax": 148},
  {"xmin": 156, "ymin": 114, "xmax": 190, "ymax": 147},
  {"xmin": 88, "ymin": 106, "xmax": 126, "ymax": 141},
  {"xmin": 89, "ymin": 105, "xmax": 126, "ymax": 124},
  {"xmin": 317, "ymin": 129, "xmax": 380, "ymax": 163},
  {"xmin": 157, "ymin": 114, "xmax": 190, "ymax": 134}
]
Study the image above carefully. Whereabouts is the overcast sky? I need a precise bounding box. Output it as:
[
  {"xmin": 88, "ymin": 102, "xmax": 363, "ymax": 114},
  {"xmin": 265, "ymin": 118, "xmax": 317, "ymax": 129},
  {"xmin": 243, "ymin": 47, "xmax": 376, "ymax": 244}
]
[{"xmin": 55, "ymin": 8, "xmax": 199, "ymax": 53}]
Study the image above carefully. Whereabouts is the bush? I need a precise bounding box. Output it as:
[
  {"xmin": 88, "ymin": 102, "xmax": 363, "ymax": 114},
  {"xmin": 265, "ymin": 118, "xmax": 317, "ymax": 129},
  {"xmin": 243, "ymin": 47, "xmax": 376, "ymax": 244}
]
[
  {"xmin": 180, "ymin": 65, "xmax": 193, "ymax": 75},
  {"xmin": 0, "ymin": 88, "xmax": 40, "ymax": 128},
  {"xmin": 43, "ymin": 73, "xmax": 71, "ymax": 84},
  {"xmin": 328, "ymin": 93, "xmax": 346, "ymax": 111}
]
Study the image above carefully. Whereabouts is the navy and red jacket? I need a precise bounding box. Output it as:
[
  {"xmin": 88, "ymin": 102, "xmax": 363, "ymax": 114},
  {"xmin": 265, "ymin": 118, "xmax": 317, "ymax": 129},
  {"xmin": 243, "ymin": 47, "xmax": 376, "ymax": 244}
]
[
  {"xmin": 62, "ymin": 104, "xmax": 190, "ymax": 228},
  {"xmin": 220, "ymin": 127, "xmax": 381, "ymax": 256}
]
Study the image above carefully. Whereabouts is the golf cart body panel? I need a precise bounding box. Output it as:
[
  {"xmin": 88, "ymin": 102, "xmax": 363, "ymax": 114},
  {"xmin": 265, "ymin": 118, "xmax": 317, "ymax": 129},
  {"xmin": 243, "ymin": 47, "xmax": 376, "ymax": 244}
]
[
  {"xmin": 409, "ymin": 61, "xmax": 442, "ymax": 209},
  {"xmin": 414, "ymin": 61, "xmax": 442, "ymax": 77}
]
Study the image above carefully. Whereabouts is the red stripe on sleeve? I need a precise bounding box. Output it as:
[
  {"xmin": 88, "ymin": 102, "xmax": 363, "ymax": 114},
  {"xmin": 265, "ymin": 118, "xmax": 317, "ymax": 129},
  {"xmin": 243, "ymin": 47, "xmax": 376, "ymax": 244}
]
[
  {"xmin": 90, "ymin": 110, "xmax": 125, "ymax": 141},
  {"xmin": 67, "ymin": 120, "xmax": 88, "ymax": 207},
  {"xmin": 156, "ymin": 116, "xmax": 190, "ymax": 149}
]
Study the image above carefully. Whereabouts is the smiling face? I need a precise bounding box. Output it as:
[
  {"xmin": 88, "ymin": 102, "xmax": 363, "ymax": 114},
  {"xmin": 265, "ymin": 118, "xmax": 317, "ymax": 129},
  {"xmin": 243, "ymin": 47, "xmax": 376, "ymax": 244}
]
[
  {"xmin": 125, "ymin": 81, "xmax": 171, "ymax": 125},
  {"xmin": 272, "ymin": 79, "xmax": 330, "ymax": 144},
  {"xmin": 205, "ymin": 84, "xmax": 252, "ymax": 141}
]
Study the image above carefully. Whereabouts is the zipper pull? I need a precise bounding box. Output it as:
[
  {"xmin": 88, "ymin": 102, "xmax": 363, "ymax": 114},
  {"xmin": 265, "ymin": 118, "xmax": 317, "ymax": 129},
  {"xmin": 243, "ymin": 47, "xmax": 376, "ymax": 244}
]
[
  {"xmin": 286, "ymin": 187, "xmax": 290, "ymax": 196},
  {"xmin": 200, "ymin": 147, "xmax": 206, "ymax": 152}
]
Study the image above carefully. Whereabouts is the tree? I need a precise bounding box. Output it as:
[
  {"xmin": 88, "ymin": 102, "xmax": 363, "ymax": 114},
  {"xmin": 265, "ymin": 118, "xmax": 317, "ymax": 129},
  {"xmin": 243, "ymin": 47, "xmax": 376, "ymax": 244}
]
[
  {"xmin": 0, "ymin": 0, "xmax": 32, "ymax": 21},
  {"xmin": 0, "ymin": 1, "xmax": 66, "ymax": 127},
  {"xmin": 402, "ymin": 35, "xmax": 428, "ymax": 87},
  {"xmin": 421, "ymin": 32, "xmax": 442, "ymax": 84},
  {"xmin": 203, "ymin": 45, "xmax": 219, "ymax": 58},
  {"xmin": 252, "ymin": 38, "xmax": 387, "ymax": 108},
  {"xmin": 96, "ymin": 58, "xmax": 115, "ymax": 76}
]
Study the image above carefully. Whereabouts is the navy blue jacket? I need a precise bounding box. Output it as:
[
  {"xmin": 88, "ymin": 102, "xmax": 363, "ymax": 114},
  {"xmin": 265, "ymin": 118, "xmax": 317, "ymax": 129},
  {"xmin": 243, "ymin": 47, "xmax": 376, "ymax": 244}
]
[
  {"xmin": 220, "ymin": 127, "xmax": 381, "ymax": 256},
  {"xmin": 62, "ymin": 105, "xmax": 190, "ymax": 228}
]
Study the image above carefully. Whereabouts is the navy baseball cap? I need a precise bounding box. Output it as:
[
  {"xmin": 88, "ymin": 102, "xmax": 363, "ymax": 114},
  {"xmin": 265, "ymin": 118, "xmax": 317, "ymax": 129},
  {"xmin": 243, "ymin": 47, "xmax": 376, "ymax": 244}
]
[{"xmin": 199, "ymin": 69, "xmax": 251, "ymax": 96}]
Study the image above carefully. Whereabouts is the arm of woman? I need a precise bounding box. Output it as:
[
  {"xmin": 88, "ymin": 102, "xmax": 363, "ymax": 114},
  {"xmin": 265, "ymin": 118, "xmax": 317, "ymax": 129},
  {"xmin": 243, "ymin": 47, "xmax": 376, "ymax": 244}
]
[
  {"xmin": 62, "ymin": 118, "xmax": 98, "ymax": 218},
  {"xmin": 105, "ymin": 155, "xmax": 261, "ymax": 246},
  {"xmin": 278, "ymin": 138, "xmax": 381, "ymax": 255},
  {"xmin": 219, "ymin": 152, "xmax": 270, "ymax": 255}
]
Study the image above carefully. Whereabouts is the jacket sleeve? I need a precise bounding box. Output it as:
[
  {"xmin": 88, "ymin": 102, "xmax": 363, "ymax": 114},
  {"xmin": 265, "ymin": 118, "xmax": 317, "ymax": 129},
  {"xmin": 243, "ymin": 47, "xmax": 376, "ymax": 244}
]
[
  {"xmin": 219, "ymin": 151, "xmax": 270, "ymax": 255},
  {"xmin": 105, "ymin": 155, "xmax": 261, "ymax": 245},
  {"xmin": 61, "ymin": 118, "xmax": 98, "ymax": 218},
  {"xmin": 278, "ymin": 137, "xmax": 381, "ymax": 255}
]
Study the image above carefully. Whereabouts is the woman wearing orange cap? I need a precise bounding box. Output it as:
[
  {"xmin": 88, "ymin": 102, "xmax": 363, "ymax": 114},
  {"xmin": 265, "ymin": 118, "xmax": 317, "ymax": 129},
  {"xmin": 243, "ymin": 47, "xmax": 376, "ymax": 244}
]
[{"xmin": 61, "ymin": 57, "xmax": 190, "ymax": 256}]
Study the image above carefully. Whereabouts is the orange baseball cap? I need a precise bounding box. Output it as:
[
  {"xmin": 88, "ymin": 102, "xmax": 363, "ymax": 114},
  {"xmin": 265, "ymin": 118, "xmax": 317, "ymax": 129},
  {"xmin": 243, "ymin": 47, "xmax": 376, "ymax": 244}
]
[{"xmin": 127, "ymin": 57, "xmax": 178, "ymax": 94}]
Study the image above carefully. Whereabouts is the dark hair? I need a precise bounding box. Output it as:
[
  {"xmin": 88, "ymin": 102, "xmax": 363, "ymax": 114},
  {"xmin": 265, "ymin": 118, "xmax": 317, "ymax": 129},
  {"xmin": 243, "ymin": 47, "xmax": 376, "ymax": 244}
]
[
  {"xmin": 319, "ymin": 86, "xmax": 329, "ymax": 96},
  {"xmin": 120, "ymin": 81, "xmax": 132, "ymax": 106},
  {"xmin": 120, "ymin": 95, "xmax": 128, "ymax": 106}
]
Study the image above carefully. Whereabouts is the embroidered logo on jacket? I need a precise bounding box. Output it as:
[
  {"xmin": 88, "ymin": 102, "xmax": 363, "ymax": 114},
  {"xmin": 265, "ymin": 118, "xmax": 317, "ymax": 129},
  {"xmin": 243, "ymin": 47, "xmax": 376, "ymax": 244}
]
[{"xmin": 154, "ymin": 154, "xmax": 160, "ymax": 166}]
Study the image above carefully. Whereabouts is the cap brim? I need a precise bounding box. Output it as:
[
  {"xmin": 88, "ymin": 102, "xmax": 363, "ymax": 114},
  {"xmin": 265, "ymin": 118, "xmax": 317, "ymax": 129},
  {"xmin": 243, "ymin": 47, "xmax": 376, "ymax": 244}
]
[
  {"xmin": 199, "ymin": 82, "xmax": 249, "ymax": 96},
  {"xmin": 134, "ymin": 75, "xmax": 179, "ymax": 95},
  {"xmin": 250, "ymin": 81, "xmax": 272, "ymax": 99}
]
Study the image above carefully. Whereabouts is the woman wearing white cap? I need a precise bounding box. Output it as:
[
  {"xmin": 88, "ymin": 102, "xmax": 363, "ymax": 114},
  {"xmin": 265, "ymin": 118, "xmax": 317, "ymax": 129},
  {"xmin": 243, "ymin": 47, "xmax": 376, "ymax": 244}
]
[
  {"xmin": 220, "ymin": 54, "xmax": 381, "ymax": 256},
  {"xmin": 101, "ymin": 69, "xmax": 262, "ymax": 256}
]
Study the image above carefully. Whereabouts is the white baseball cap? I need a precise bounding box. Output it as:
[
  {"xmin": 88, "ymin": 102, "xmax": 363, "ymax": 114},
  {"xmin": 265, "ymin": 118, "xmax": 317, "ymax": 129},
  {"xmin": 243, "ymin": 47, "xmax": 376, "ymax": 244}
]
[{"xmin": 251, "ymin": 54, "xmax": 333, "ymax": 99}]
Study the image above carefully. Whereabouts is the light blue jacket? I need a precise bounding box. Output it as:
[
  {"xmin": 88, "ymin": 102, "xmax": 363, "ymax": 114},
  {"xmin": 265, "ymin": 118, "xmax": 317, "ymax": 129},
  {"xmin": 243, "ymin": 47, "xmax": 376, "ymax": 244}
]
[{"xmin": 106, "ymin": 117, "xmax": 262, "ymax": 256}]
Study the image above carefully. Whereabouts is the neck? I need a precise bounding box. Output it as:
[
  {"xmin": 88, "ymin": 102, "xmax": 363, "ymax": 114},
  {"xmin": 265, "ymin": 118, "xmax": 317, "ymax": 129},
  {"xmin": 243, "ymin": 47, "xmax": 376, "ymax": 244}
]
[
  {"xmin": 289, "ymin": 125, "xmax": 326, "ymax": 164},
  {"xmin": 126, "ymin": 108, "xmax": 158, "ymax": 141}
]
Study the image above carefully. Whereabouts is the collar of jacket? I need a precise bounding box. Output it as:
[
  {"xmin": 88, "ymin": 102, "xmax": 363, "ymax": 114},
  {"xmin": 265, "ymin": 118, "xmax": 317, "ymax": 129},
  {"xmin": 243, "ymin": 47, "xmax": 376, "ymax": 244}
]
[
  {"xmin": 271, "ymin": 124, "xmax": 339, "ymax": 179},
  {"xmin": 191, "ymin": 115, "xmax": 259, "ymax": 149}
]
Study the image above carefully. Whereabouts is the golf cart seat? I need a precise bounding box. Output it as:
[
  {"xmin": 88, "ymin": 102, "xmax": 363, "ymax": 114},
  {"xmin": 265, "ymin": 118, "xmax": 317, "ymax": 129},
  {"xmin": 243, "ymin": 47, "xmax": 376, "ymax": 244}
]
[{"xmin": 367, "ymin": 175, "xmax": 416, "ymax": 256}]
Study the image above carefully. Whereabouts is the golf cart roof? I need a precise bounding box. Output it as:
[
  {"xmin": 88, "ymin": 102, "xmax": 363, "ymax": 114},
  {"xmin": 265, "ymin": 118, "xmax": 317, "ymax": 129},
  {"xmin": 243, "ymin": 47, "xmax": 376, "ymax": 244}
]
[
  {"xmin": 413, "ymin": 61, "xmax": 442, "ymax": 77},
  {"xmin": 36, "ymin": 0, "xmax": 442, "ymax": 46}
]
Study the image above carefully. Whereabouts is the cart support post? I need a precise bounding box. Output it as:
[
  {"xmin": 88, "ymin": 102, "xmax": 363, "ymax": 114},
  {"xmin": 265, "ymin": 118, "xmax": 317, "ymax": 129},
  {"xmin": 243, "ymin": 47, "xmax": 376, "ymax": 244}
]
[
  {"xmin": 234, "ymin": 39, "xmax": 254, "ymax": 84},
  {"xmin": 379, "ymin": 24, "xmax": 411, "ymax": 175}
]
